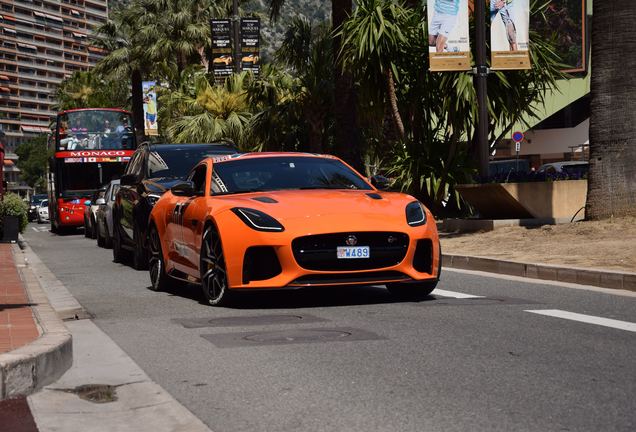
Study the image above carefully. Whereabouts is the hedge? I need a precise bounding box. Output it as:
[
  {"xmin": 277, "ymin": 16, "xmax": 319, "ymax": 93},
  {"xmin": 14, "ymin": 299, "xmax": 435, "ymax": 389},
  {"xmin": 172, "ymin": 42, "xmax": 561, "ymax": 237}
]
[{"xmin": 0, "ymin": 193, "xmax": 29, "ymax": 237}]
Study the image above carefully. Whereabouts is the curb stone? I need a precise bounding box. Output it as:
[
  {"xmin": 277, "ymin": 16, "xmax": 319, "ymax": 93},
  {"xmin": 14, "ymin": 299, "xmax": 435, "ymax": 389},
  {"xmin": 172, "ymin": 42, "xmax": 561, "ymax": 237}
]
[
  {"xmin": 442, "ymin": 253, "xmax": 636, "ymax": 292},
  {"xmin": 0, "ymin": 244, "xmax": 72, "ymax": 400}
]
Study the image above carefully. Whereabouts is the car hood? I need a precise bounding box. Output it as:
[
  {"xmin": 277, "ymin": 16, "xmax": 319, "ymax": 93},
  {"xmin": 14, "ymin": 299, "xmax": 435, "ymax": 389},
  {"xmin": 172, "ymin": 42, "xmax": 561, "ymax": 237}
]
[
  {"xmin": 223, "ymin": 189, "xmax": 419, "ymax": 224},
  {"xmin": 144, "ymin": 177, "xmax": 184, "ymax": 195}
]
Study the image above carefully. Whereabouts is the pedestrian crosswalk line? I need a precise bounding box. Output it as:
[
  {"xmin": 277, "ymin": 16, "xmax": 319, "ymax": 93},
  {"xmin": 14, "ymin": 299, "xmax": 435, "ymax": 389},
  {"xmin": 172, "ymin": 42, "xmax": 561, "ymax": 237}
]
[
  {"xmin": 432, "ymin": 289, "xmax": 485, "ymax": 299},
  {"xmin": 525, "ymin": 309, "xmax": 636, "ymax": 333}
]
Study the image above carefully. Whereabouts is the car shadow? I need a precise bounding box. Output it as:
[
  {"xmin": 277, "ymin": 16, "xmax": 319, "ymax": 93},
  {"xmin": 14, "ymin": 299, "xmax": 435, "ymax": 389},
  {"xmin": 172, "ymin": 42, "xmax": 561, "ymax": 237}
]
[{"xmin": 152, "ymin": 282, "xmax": 437, "ymax": 309}]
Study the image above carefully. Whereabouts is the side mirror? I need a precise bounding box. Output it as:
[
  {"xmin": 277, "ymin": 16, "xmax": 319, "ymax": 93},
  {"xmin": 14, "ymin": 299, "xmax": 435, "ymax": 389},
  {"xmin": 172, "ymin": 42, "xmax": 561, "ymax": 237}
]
[
  {"xmin": 370, "ymin": 175, "xmax": 391, "ymax": 191},
  {"xmin": 171, "ymin": 181, "xmax": 196, "ymax": 197},
  {"xmin": 95, "ymin": 198, "xmax": 106, "ymax": 205},
  {"xmin": 84, "ymin": 200, "xmax": 91, "ymax": 206},
  {"xmin": 120, "ymin": 173, "xmax": 138, "ymax": 186}
]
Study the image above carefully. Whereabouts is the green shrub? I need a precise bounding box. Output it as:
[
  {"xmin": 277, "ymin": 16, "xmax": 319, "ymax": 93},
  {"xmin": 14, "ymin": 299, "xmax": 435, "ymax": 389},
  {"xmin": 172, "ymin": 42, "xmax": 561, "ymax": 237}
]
[{"xmin": 0, "ymin": 193, "xmax": 29, "ymax": 237}]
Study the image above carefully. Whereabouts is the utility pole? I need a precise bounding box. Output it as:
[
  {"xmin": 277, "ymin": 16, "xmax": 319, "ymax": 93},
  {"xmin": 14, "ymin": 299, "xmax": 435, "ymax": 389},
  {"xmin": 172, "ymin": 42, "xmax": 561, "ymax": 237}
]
[
  {"xmin": 232, "ymin": 0, "xmax": 241, "ymax": 74},
  {"xmin": 474, "ymin": 0, "xmax": 489, "ymax": 179}
]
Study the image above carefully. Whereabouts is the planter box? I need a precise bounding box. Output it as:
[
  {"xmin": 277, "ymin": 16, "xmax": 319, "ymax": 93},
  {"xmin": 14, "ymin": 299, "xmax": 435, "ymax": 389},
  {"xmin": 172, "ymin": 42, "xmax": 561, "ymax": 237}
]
[
  {"xmin": 456, "ymin": 180, "xmax": 587, "ymax": 220},
  {"xmin": 1, "ymin": 214, "xmax": 20, "ymax": 243}
]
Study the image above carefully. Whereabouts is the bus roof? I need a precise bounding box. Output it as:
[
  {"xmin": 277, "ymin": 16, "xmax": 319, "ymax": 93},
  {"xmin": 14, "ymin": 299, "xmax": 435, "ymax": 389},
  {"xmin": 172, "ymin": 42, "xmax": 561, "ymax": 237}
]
[{"xmin": 57, "ymin": 108, "xmax": 132, "ymax": 115}]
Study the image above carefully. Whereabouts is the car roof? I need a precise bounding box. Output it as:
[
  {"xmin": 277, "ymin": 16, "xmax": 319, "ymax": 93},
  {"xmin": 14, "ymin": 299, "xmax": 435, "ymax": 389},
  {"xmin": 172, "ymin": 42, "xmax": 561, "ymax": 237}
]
[
  {"xmin": 210, "ymin": 152, "xmax": 339, "ymax": 164},
  {"xmin": 540, "ymin": 161, "xmax": 588, "ymax": 169},
  {"xmin": 145, "ymin": 142, "xmax": 238, "ymax": 153}
]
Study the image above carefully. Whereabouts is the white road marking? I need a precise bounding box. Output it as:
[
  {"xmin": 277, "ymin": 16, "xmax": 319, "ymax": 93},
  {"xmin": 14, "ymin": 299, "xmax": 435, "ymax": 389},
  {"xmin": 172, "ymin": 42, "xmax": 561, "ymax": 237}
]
[
  {"xmin": 445, "ymin": 267, "xmax": 636, "ymax": 298},
  {"xmin": 32, "ymin": 227, "xmax": 39, "ymax": 232},
  {"xmin": 525, "ymin": 309, "xmax": 636, "ymax": 333},
  {"xmin": 432, "ymin": 289, "xmax": 484, "ymax": 299}
]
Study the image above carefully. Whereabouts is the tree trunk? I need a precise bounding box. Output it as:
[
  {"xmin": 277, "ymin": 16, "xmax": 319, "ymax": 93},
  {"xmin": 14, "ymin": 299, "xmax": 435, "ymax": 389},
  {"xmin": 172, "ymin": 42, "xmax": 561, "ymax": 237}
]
[
  {"xmin": 585, "ymin": 1, "xmax": 636, "ymax": 219},
  {"xmin": 131, "ymin": 69, "xmax": 145, "ymax": 142},
  {"xmin": 385, "ymin": 68, "xmax": 405, "ymax": 140},
  {"xmin": 332, "ymin": 0, "xmax": 363, "ymax": 171}
]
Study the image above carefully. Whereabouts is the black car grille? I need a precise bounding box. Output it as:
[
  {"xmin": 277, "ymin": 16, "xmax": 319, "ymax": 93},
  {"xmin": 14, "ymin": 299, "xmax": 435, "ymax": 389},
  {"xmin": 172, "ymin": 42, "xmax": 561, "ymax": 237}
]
[{"xmin": 292, "ymin": 232, "xmax": 409, "ymax": 271}]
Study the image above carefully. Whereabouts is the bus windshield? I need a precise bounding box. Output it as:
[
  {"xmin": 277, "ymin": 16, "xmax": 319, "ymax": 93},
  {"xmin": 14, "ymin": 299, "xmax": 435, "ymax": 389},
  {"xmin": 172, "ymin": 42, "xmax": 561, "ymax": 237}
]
[
  {"xmin": 56, "ymin": 162, "xmax": 123, "ymax": 200},
  {"xmin": 57, "ymin": 110, "xmax": 136, "ymax": 151}
]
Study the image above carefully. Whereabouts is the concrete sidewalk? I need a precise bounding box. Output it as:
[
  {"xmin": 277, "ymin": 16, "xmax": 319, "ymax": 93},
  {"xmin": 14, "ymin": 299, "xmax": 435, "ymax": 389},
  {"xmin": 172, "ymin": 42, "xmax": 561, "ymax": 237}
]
[{"xmin": 0, "ymin": 243, "xmax": 72, "ymax": 400}]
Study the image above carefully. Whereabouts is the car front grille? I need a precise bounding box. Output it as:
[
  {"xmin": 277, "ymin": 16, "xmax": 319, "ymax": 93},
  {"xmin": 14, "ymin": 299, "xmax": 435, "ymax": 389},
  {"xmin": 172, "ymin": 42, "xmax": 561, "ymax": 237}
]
[{"xmin": 292, "ymin": 232, "xmax": 409, "ymax": 271}]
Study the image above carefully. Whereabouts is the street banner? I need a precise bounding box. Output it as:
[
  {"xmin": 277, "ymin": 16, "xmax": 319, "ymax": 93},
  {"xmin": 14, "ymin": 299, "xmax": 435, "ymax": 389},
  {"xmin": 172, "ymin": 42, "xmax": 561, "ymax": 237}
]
[
  {"xmin": 210, "ymin": 19, "xmax": 233, "ymax": 83},
  {"xmin": 490, "ymin": 0, "xmax": 531, "ymax": 70},
  {"xmin": 240, "ymin": 18, "xmax": 260, "ymax": 76},
  {"xmin": 426, "ymin": 0, "xmax": 471, "ymax": 72},
  {"xmin": 142, "ymin": 81, "xmax": 158, "ymax": 136}
]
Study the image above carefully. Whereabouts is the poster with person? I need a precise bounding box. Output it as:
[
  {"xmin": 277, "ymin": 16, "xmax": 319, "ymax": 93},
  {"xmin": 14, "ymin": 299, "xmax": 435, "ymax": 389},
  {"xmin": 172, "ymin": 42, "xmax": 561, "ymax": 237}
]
[
  {"xmin": 142, "ymin": 81, "xmax": 159, "ymax": 136},
  {"xmin": 426, "ymin": 0, "xmax": 471, "ymax": 72},
  {"xmin": 490, "ymin": 0, "xmax": 531, "ymax": 69}
]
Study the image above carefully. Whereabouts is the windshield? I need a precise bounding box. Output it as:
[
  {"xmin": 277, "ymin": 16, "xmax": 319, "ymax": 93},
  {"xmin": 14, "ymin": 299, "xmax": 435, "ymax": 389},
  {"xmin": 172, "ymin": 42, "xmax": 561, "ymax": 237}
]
[
  {"xmin": 57, "ymin": 161, "xmax": 125, "ymax": 200},
  {"xmin": 211, "ymin": 156, "xmax": 372, "ymax": 194},
  {"xmin": 148, "ymin": 145, "xmax": 236, "ymax": 179},
  {"xmin": 30, "ymin": 194, "xmax": 47, "ymax": 205},
  {"xmin": 57, "ymin": 110, "xmax": 136, "ymax": 151}
]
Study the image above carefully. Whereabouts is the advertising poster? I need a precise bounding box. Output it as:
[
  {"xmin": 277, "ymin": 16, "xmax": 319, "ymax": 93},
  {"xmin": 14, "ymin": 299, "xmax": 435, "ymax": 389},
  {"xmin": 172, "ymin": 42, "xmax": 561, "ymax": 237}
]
[
  {"xmin": 240, "ymin": 18, "xmax": 260, "ymax": 76},
  {"xmin": 142, "ymin": 81, "xmax": 158, "ymax": 136},
  {"xmin": 211, "ymin": 19, "xmax": 233, "ymax": 83},
  {"xmin": 426, "ymin": 0, "xmax": 471, "ymax": 72},
  {"xmin": 490, "ymin": 0, "xmax": 531, "ymax": 70}
]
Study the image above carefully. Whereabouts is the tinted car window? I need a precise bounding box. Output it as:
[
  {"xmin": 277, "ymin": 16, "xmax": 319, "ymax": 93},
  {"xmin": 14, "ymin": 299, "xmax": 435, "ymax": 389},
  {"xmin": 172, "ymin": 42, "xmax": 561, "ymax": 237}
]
[
  {"xmin": 211, "ymin": 157, "xmax": 372, "ymax": 194},
  {"xmin": 148, "ymin": 146, "xmax": 236, "ymax": 179}
]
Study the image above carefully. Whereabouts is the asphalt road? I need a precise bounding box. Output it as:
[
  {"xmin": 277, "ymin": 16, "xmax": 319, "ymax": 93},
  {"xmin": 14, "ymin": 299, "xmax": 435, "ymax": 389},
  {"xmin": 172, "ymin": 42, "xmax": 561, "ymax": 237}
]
[{"xmin": 24, "ymin": 224, "xmax": 636, "ymax": 432}]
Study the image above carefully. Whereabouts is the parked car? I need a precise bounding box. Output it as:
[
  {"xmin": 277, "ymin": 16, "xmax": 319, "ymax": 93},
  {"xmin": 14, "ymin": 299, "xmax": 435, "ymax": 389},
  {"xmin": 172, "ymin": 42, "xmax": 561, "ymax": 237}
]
[
  {"xmin": 536, "ymin": 161, "xmax": 588, "ymax": 178},
  {"xmin": 148, "ymin": 153, "xmax": 442, "ymax": 306},
  {"xmin": 28, "ymin": 194, "xmax": 48, "ymax": 222},
  {"xmin": 37, "ymin": 199, "xmax": 49, "ymax": 223},
  {"xmin": 112, "ymin": 142, "xmax": 237, "ymax": 269},
  {"xmin": 83, "ymin": 186, "xmax": 106, "ymax": 239},
  {"xmin": 95, "ymin": 180, "xmax": 120, "ymax": 248}
]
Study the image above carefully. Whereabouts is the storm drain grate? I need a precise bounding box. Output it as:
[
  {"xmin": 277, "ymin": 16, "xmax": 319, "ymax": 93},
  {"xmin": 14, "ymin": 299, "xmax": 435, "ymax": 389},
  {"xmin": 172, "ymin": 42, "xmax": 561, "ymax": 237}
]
[
  {"xmin": 418, "ymin": 296, "xmax": 542, "ymax": 307},
  {"xmin": 201, "ymin": 327, "xmax": 385, "ymax": 348},
  {"xmin": 54, "ymin": 384, "xmax": 118, "ymax": 403},
  {"xmin": 173, "ymin": 313, "xmax": 328, "ymax": 328}
]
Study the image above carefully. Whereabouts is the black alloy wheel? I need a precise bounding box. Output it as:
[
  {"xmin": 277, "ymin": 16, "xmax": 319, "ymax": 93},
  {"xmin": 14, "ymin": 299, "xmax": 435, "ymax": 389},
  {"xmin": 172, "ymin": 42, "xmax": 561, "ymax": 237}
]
[
  {"xmin": 200, "ymin": 226, "xmax": 231, "ymax": 306},
  {"xmin": 148, "ymin": 225, "xmax": 169, "ymax": 291}
]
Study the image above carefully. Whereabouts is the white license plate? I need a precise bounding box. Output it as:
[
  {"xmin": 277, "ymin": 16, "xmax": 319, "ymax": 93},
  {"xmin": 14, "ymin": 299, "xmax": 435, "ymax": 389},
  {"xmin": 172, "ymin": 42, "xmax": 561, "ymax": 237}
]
[{"xmin": 337, "ymin": 246, "xmax": 370, "ymax": 259}]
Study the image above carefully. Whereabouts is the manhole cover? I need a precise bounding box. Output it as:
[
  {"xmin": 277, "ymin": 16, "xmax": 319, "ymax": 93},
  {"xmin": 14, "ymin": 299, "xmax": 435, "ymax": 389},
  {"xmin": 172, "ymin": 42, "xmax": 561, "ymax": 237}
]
[
  {"xmin": 202, "ymin": 327, "xmax": 385, "ymax": 348},
  {"xmin": 243, "ymin": 329, "xmax": 352, "ymax": 343},
  {"xmin": 58, "ymin": 384, "xmax": 118, "ymax": 403},
  {"xmin": 174, "ymin": 314, "xmax": 327, "ymax": 328}
]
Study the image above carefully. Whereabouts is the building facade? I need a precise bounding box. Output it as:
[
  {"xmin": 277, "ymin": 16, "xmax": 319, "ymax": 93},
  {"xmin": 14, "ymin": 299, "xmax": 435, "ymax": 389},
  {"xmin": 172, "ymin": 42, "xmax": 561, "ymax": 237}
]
[{"xmin": 0, "ymin": 0, "xmax": 108, "ymax": 154}]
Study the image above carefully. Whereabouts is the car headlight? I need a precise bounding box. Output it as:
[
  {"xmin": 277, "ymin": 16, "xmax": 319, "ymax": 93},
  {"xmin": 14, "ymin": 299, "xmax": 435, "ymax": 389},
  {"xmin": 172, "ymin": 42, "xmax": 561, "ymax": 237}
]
[
  {"xmin": 405, "ymin": 201, "xmax": 427, "ymax": 227},
  {"xmin": 231, "ymin": 207, "xmax": 284, "ymax": 232},
  {"xmin": 147, "ymin": 193, "xmax": 162, "ymax": 206},
  {"xmin": 30, "ymin": 205, "xmax": 36, "ymax": 210}
]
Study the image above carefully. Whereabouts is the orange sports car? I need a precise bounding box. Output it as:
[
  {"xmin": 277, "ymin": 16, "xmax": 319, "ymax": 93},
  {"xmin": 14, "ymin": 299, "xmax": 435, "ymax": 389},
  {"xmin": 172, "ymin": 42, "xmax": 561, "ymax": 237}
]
[{"xmin": 147, "ymin": 153, "xmax": 441, "ymax": 306}]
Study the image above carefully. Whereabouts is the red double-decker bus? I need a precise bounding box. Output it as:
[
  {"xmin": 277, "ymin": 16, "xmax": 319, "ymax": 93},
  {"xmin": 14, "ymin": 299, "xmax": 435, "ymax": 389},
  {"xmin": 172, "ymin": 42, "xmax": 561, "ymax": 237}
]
[{"xmin": 48, "ymin": 108, "xmax": 137, "ymax": 233}]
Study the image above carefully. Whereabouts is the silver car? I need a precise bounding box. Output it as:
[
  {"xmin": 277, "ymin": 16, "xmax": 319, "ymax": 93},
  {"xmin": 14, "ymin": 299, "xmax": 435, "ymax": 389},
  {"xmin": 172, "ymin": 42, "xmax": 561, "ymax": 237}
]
[
  {"xmin": 95, "ymin": 180, "xmax": 120, "ymax": 248},
  {"xmin": 37, "ymin": 199, "xmax": 49, "ymax": 223}
]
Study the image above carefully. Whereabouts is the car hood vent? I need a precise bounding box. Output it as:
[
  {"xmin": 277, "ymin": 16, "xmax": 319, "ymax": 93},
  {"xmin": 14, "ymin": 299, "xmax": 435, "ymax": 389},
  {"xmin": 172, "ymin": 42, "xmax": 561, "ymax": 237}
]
[
  {"xmin": 366, "ymin": 193, "xmax": 382, "ymax": 200},
  {"xmin": 252, "ymin": 196, "xmax": 278, "ymax": 204}
]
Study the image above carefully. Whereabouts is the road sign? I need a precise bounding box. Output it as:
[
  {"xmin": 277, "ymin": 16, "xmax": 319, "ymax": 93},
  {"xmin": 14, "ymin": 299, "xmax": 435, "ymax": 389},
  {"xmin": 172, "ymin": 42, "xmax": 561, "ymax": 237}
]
[
  {"xmin": 512, "ymin": 131, "xmax": 524, "ymax": 143},
  {"xmin": 515, "ymin": 141, "xmax": 521, "ymax": 152}
]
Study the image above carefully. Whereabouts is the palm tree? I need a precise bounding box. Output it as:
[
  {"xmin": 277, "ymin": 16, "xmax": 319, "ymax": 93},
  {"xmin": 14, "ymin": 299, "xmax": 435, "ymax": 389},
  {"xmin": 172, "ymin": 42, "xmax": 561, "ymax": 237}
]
[
  {"xmin": 159, "ymin": 70, "xmax": 252, "ymax": 146},
  {"xmin": 276, "ymin": 17, "xmax": 334, "ymax": 153},
  {"xmin": 585, "ymin": 2, "xmax": 636, "ymax": 219},
  {"xmin": 269, "ymin": 0, "xmax": 362, "ymax": 168},
  {"xmin": 54, "ymin": 71, "xmax": 130, "ymax": 110}
]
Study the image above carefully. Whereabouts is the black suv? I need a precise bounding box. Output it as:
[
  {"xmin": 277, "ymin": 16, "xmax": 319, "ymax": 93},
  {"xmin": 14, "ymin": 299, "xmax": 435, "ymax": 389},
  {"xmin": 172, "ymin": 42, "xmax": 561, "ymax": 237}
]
[{"xmin": 112, "ymin": 142, "xmax": 237, "ymax": 269}]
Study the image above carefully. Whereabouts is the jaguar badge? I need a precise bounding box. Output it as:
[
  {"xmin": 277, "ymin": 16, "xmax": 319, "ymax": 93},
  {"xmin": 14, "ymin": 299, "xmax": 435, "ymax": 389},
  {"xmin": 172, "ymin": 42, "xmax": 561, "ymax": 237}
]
[{"xmin": 345, "ymin": 235, "xmax": 358, "ymax": 246}]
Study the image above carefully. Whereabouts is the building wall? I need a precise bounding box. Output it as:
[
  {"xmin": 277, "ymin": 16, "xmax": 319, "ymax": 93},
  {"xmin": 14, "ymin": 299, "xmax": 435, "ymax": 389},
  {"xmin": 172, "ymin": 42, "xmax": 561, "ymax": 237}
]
[{"xmin": 0, "ymin": 0, "xmax": 108, "ymax": 152}]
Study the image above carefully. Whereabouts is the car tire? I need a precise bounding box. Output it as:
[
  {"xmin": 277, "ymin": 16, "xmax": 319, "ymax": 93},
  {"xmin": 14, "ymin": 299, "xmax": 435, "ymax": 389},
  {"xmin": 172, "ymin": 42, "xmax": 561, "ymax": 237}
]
[
  {"xmin": 90, "ymin": 216, "xmax": 98, "ymax": 240},
  {"xmin": 84, "ymin": 216, "xmax": 91, "ymax": 238},
  {"xmin": 387, "ymin": 244, "xmax": 442, "ymax": 299},
  {"xmin": 112, "ymin": 221, "xmax": 128, "ymax": 263},
  {"xmin": 148, "ymin": 224, "xmax": 170, "ymax": 292},
  {"xmin": 200, "ymin": 225, "xmax": 232, "ymax": 306},
  {"xmin": 132, "ymin": 225, "xmax": 149, "ymax": 270}
]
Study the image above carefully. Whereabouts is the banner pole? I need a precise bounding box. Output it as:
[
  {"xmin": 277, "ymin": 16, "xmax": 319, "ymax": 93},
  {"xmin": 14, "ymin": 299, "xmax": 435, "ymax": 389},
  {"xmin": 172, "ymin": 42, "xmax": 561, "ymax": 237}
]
[
  {"xmin": 475, "ymin": 0, "xmax": 489, "ymax": 179},
  {"xmin": 232, "ymin": 0, "xmax": 241, "ymax": 74}
]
